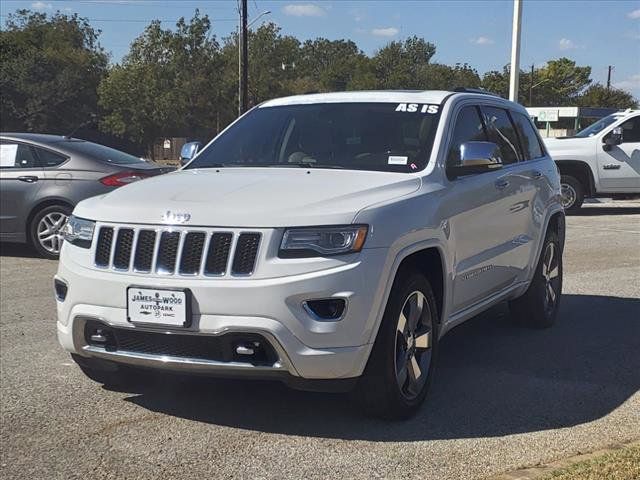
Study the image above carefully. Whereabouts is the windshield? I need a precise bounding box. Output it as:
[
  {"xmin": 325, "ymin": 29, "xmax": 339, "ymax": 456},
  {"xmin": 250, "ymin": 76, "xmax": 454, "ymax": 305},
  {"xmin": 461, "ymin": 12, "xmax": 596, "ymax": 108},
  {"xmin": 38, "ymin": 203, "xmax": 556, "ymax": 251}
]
[
  {"xmin": 64, "ymin": 141, "xmax": 146, "ymax": 165},
  {"xmin": 186, "ymin": 102, "xmax": 442, "ymax": 173},
  {"xmin": 574, "ymin": 114, "xmax": 622, "ymax": 138}
]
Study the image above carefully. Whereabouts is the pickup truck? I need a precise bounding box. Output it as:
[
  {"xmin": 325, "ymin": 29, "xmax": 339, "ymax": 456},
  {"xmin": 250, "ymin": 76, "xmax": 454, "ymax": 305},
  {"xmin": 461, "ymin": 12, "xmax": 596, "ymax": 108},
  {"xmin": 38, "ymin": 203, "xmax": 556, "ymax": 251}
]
[{"xmin": 545, "ymin": 109, "xmax": 640, "ymax": 211}]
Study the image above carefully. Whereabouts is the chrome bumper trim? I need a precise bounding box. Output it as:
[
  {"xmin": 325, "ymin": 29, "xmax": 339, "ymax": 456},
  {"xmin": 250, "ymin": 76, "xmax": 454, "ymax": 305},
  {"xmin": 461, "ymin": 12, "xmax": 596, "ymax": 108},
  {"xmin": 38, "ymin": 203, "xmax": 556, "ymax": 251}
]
[{"xmin": 81, "ymin": 345, "xmax": 286, "ymax": 374}]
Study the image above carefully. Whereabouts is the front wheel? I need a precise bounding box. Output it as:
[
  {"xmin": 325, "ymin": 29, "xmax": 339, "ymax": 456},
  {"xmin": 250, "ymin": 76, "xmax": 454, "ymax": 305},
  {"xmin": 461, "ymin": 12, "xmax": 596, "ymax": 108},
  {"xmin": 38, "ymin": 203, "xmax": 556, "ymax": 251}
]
[
  {"xmin": 510, "ymin": 229, "xmax": 563, "ymax": 328},
  {"xmin": 356, "ymin": 269, "xmax": 439, "ymax": 419}
]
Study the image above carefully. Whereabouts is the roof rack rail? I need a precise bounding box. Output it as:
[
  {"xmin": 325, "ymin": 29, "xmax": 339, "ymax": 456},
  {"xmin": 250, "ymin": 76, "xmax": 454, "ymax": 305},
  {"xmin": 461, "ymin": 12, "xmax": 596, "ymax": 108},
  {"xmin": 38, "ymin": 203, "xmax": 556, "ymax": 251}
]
[{"xmin": 453, "ymin": 87, "xmax": 501, "ymax": 97}]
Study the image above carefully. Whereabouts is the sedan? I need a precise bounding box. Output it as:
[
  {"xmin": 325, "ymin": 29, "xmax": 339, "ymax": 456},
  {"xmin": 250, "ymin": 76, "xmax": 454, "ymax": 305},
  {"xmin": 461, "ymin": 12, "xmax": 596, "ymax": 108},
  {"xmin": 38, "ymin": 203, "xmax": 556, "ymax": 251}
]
[{"xmin": 0, "ymin": 133, "xmax": 172, "ymax": 258}]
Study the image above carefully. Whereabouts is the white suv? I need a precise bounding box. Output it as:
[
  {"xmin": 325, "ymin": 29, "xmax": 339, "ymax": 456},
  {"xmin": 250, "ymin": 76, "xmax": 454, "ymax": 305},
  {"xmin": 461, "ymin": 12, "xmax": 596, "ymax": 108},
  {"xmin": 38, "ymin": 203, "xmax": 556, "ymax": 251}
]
[
  {"xmin": 545, "ymin": 109, "xmax": 640, "ymax": 211},
  {"xmin": 56, "ymin": 90, "xmax": 565, "ymax": 418}
]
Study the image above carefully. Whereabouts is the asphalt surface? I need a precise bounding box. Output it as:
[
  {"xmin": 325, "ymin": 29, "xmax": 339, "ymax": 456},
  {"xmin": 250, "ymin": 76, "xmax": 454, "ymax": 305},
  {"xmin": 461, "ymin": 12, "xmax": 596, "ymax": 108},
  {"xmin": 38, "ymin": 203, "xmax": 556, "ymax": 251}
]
[{"xmin": 1, "ymin": 201, "xmax": 639, "ymax": 480}]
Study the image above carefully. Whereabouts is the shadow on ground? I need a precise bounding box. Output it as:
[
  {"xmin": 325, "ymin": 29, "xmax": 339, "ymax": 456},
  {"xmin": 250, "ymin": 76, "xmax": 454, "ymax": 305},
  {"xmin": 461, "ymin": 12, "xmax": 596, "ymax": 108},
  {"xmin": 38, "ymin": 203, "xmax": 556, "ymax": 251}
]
[
  {"xmin": 0, "ymin": 242, "xmax": 40, "ymax": 259},
  {"xmin": 117, "ymin": 294, "xmax": 640, "ymax": 441},
  {"xmin": 570, "ymin": 206, "xmax": 640, "ymax": 216}
]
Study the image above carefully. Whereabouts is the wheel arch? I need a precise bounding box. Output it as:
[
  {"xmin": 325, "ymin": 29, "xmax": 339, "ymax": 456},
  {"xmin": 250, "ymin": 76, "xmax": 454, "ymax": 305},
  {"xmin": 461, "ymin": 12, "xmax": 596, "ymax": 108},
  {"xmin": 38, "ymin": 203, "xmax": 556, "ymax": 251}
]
[
  {"xmin": 25, "ymin": 197, "xmax": 74, "ymax": 242},
  {"xmin": 556, "ymin": 160, "xmax": 596, "ymax": 197}
]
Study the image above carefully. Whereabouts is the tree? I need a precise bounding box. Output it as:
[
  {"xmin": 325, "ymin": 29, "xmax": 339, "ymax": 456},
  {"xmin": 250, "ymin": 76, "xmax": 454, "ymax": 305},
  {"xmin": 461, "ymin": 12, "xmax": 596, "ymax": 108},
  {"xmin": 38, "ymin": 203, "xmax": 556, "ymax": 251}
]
[
  {"xmin": 0, "ymin": 10, "xmax": 108, "ymax": 133},
  {"xmin": 373, "ymin": 36, "xmax": 436, "ymax": 89},
  {"xmin": 576, "ymin": 83, "xmax": 638, "ymax": 109},
  {"xmin": 99, "ymin": 11, "xmax": 222, "ymax": 156},
  {"xmin": 297, "ymin": 38, "xmax": 374, "ymax": 92},
  {"xmin": 420, "ymin": 63, "xmax": 481, "ymax": 90}
]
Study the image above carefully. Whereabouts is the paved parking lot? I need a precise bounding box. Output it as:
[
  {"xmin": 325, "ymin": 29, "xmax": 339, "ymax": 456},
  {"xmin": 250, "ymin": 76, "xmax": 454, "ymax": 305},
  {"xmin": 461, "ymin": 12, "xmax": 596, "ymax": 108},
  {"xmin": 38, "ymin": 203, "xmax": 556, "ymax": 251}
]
[{"xmin": 1, "ymin": 201, "xmax": 639, "ymax": 480}]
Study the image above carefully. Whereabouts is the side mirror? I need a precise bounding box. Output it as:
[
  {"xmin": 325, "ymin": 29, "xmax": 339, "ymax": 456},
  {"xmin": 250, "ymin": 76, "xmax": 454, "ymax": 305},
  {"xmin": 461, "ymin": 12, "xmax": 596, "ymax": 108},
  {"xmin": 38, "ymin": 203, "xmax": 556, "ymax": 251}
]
[
  {"xmin": 448, "ymin": 141, "xmax": 503, "ymax": 178},
  {"xmin": 603, "ymin": 127, "xmax": 623, "ymax": 151},
  {"xmin": 179, "ymin": 141, "xmax": 202, "ymax": 165}
]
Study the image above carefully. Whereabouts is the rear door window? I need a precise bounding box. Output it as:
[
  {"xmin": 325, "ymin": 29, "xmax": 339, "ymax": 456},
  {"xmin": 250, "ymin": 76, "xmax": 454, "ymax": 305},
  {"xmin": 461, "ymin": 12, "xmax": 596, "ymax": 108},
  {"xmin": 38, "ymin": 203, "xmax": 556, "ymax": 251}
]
[
  {"xmin": 512, "ymin": 112, "xmax": 544, "ymax": 160},
  {"xmin": 481, "ymin": 106, "xmax": 522, "ymax": 165}
]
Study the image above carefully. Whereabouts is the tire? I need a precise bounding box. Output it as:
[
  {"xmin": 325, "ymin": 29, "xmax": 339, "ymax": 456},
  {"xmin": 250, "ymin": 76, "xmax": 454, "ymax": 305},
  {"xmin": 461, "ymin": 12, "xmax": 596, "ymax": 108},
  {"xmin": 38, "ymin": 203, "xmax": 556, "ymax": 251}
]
[
  {"xmin": 356, "ymin": 269, "xmax": 439, "ymax": 419},
  {"xmin": 29, "ymin": 204, "xmax": 72, "ymax": 259},
  {"xmin": 71, "ymin": 354, "xmax": 135, "ymax": 387},
  {"xmin": 509, "ymin": 228, "xmax": 563, "ymax": 329},
  {"xmin": 560, "ymin": 175, "xmax": 584, "ymax": 212}
]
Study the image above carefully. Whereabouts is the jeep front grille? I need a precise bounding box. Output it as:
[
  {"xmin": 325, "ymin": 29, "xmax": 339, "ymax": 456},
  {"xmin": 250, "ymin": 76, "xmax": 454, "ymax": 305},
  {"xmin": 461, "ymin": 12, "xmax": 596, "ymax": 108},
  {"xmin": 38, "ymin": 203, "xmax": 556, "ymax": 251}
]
[{"xmin": 94, "ymin": 226, "xmax": 261, "ymax": 277}]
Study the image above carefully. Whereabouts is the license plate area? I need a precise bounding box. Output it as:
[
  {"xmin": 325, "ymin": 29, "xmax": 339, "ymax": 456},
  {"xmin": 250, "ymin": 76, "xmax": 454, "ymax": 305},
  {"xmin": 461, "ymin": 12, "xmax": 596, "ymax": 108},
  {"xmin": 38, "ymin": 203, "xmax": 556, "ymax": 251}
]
[{"xmin": 127, "ymin": 286, "xmax": 192, "ymax": 328}]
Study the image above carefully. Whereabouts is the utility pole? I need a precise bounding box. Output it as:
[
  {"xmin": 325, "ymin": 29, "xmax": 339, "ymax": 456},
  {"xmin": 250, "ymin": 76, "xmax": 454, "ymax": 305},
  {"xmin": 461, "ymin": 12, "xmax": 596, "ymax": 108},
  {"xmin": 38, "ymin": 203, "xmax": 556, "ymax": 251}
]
[
  {"xmin": 239, "ymin": 0, "xmax": 248, "ymax": 115},
  {"xmin": 529, "ymin": 63, "xmax": 534, "ymax": 106},
  {"xmin": 606, "ymin": 65, "xmax": 613, "ymax": 90},
  {"xmin": 509, "ymin": 0, "xmax": 523, "ymax": 102}
]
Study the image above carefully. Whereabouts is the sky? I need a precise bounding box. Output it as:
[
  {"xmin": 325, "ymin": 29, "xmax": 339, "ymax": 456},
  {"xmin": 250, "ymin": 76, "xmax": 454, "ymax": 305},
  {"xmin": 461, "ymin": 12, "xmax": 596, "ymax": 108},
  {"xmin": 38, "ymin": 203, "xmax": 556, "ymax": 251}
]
[{"xmin": 1, "ymin": 0, "xmax": 640, "ymax": 98}]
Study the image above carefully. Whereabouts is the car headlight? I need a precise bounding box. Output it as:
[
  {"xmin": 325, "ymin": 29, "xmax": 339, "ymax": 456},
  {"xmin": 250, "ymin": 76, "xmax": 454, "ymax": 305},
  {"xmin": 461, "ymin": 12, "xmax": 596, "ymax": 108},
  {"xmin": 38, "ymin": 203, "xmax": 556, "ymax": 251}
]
[
  {"xmin": 279, "ymin": 225, "xmax": 368, "ymax": 258},
  {"xmin": 62, "ymin": 215, "xmax": 95, "ymax": 249}
]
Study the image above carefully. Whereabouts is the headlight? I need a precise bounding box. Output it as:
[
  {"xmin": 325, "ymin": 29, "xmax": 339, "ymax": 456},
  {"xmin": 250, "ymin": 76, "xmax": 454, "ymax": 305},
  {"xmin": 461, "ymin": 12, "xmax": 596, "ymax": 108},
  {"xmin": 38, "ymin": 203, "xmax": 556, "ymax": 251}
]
[
  {"xmin": 279, "ymin": 225, "xmax": 368, "ymax": 258},
  {"xmin": 62, "ymin": 215, "xmax": 95, "ymax": 249}
]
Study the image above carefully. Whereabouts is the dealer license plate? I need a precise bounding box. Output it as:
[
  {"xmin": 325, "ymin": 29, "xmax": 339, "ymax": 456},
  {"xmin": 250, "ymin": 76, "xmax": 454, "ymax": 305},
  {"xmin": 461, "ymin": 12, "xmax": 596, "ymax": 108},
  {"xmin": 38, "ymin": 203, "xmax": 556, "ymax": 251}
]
[{"xmin": 127, "ymin": 287, "xmax": 190, "ymax": 327}]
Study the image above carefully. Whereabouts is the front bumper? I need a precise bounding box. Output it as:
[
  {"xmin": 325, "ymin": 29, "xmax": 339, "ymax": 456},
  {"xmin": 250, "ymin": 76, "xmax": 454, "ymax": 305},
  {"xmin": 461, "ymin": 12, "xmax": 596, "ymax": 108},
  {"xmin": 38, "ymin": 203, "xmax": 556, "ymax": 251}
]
[{"xmin": 56, "ymin": 244, "xmax": 389, "ymax": 381}]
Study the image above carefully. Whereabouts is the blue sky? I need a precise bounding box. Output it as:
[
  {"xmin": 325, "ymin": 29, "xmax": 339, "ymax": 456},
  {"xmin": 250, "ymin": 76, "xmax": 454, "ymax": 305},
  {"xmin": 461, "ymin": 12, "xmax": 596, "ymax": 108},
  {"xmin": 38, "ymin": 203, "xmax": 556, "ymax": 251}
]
[{"xmin": 2, "ymin": 0, "xmax": 640, "ymax": 97}]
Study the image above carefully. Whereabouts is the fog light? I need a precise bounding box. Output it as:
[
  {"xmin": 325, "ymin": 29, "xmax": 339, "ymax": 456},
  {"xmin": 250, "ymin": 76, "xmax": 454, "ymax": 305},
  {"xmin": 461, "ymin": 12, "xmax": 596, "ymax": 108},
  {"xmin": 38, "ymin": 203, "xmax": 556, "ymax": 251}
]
[
  {"xmin": 54, "ymin": 278, "xmax": 68, "ymax": 302},
  {"xmin": 303, "ymin": 299, "xmax": 346, "ymax": 321}
]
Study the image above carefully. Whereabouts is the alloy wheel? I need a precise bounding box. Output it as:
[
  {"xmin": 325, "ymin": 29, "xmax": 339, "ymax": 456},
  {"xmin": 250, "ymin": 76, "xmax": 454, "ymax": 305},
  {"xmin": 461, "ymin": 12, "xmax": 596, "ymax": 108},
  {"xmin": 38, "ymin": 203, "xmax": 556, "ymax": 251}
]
[
  {"xmin": 37, "ymin": 212, "xmax": 68, "ymax": 254},
  {"xmin": 541, "ymin": 242, "xmax": 560, "ymax": 317},
  {"xmin": 394, "ymin": 291, "xmax": 433, "ymax": 400},
  {"xmin": 560, "ymin": 183, "xmax": 576, "ymax": 209}
]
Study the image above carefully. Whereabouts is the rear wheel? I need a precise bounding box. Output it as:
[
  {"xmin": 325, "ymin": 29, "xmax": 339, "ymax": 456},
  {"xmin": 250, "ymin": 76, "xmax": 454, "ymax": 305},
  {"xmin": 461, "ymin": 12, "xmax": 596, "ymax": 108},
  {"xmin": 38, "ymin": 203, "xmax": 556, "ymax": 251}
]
[
  {"xmin": 356, "ymin": 269, "xmax": 438, "ymax": 419},
  {"xmin": 560, "ymin": 175, "xmax": 584, "ymax": 212},
  {"xmin": 29, "ymin": 204, "xmax": 72, "ymax": 259},
  {"xmin": 510, "ymin": 228, "xmax": 562, "ymax": 328}
]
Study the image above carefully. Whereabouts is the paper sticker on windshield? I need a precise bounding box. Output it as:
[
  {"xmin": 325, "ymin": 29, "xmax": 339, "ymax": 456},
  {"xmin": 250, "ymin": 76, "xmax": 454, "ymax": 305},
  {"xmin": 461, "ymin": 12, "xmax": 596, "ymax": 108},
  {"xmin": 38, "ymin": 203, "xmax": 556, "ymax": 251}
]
[
  {"xmin": 395, "ymin": 103, "xmax": 439, "ymax": 114},
  {"xmin": 388, "ymin": 155, "xmax": 408, "ymax": 165}
]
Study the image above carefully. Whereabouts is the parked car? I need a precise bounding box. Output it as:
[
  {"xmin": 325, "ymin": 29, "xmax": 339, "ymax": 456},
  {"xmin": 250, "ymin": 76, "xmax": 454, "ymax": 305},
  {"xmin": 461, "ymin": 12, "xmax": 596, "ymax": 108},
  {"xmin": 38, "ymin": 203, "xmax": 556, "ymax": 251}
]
[
  {"xmin": 544, "ymin": 108, "xmax": 640, "ymax": 211},
  {"xmin": 56, "ymin": 90, "xmax": 565, "ymax": 418},
  {"xmin": 0, "ymin": 134, "xmax": 173, "ymax": 258}
]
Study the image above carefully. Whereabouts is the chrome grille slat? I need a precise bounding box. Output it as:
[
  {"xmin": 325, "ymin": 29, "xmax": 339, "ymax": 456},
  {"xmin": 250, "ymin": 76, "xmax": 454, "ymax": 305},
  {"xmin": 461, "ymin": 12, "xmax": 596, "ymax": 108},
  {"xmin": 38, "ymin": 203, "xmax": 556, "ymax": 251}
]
[{"xmin": 94, "ymin": 226, "xmax": 259, "ymax": 277}]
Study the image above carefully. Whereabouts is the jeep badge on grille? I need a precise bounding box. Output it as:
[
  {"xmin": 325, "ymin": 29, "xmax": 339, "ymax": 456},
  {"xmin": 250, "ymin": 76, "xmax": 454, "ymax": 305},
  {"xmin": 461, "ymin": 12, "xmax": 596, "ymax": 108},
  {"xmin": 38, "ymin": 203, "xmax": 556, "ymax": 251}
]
[{"xmin": 162, "ymin": 211, "xmax": 191, "ymax": 224}]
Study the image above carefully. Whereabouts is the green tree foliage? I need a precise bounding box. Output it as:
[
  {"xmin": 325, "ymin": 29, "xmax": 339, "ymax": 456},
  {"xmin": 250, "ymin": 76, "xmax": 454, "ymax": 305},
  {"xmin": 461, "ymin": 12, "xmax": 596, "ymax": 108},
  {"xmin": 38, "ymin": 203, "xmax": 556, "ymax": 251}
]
[
  {"xmin": 99, "ymin": 10, "xmax": 222, "ymax": 156},
  {"xmin": 577, "ymin": 83, "xmax": 638, "ymax": 109},
  {"xmin": 373, "ymin": 36, "xmax": 436, "ymax": 89},
  {"xmin": 0, "ymin": 10, "xmax": 108, "ymax": 132}
]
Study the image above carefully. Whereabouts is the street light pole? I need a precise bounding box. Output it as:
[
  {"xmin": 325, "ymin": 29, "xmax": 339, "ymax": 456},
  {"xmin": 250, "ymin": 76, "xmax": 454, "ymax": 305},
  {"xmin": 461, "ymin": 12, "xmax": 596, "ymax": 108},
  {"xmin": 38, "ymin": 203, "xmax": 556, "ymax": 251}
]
[
  {"xmin": 509, "ymin": 0, "xmax": 523, "ymax": 102},
  {"xmin": 239, "ymin": 0, "xmax": 248, "ymax": 115},
  {"xmin": 237, "ymin": 7, "xmax": 271, "ymax": 116}
]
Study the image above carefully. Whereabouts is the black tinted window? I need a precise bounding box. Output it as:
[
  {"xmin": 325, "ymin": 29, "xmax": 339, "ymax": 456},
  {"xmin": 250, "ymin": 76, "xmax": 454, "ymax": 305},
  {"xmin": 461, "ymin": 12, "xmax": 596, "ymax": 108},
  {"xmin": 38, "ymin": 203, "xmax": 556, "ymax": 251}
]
[
  {"xmin": 512, "ymin": 112, "xmax": 544, "ymax": 160},
  {"xmin": 621, "ymin": 116, "xmax": 640, "ymax": 143},
  {"xmin": 482, "ymin": 106, "xmax": 521, "ymax": 165},
  {"xmin": 0, "ymin": 143, "xmax": 38, "ymax": 168},
  {"xmin": 447, "ymin": 106, "xmax": 487, "ymax": 167},
  {"xmin": 188, "ymin": 103, "xmax": 442, "ymax": 173},
  {"xmin": 35, "ymin": 147, "xmax": 67, "ymax": 167}
]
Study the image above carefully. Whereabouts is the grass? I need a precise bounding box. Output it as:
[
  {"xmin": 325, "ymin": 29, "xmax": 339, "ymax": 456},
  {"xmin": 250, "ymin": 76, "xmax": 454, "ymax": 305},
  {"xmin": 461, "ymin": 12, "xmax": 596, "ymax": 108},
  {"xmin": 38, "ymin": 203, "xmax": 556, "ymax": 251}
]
[{"xmin": 542, "ymin": 444, "xmax": 640, "ymax": 480}]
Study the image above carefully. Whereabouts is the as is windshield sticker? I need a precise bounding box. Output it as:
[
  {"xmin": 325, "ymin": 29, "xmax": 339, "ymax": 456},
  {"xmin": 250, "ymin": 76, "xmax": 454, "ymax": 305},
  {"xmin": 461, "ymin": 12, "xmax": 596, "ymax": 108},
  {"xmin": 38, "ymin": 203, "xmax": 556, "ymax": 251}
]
[{"xmin": 395, "ymin": 103, "xmax": 439, "ymax": 114}]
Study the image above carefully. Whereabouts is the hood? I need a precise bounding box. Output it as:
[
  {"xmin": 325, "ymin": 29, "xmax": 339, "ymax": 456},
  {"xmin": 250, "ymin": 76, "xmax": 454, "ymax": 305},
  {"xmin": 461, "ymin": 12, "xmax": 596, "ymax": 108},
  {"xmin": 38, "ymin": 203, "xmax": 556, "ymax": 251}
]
[
  {"xmin": 543, "ymin": 136, "xmax": 596, "ymax": 161},
  {"xmin": 74, "ymin": 167, "xmax": 421, "ymax": 227}
]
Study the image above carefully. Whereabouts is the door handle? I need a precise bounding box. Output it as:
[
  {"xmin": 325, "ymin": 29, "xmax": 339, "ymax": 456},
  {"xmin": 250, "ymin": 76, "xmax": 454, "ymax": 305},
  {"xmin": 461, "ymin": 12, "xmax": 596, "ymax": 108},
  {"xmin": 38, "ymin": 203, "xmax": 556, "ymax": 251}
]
[
  {"xmin": 495, "ymin": 179, "xmax": 510, "ymax": 189},
  {"xmin": 532, "ymin": 170, "xmax": 543, "ymax": 179},
  {"xmin": 17, "ymin": 176, "xmax": 39, "ymax": 183}
]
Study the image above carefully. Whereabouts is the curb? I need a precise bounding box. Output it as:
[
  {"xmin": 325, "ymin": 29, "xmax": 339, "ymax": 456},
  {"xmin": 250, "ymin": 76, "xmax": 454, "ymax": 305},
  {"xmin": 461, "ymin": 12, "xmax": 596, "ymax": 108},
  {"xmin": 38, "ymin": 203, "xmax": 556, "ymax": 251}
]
[{"xmin": 485, "ymin": 439, "xmax": 640, "ymax": 480}]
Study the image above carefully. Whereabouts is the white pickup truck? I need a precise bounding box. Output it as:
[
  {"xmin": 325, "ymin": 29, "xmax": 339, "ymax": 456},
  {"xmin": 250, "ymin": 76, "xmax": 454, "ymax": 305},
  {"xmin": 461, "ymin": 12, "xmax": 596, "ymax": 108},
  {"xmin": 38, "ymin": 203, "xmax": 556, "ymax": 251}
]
[{"xmin": 545, "ymin": 109, "xmax": 640, "ymax": 211}]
